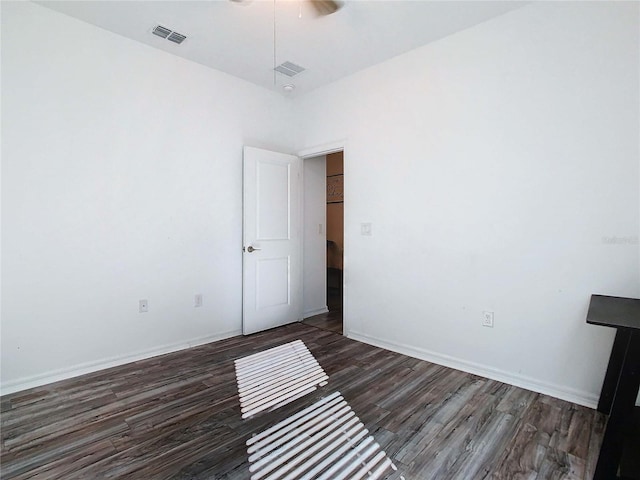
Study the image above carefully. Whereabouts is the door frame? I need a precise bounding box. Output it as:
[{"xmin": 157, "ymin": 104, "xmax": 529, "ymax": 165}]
[{"xmin": 298, "ymin": 140, "xmax": 347, "ymax": 335}]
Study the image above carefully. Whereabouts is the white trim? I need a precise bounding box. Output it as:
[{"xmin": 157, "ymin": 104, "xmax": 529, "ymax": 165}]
[
  {"xmin": 297, "ymin": 140, "xmax": 346, "ymax": 159},
  {"xmin": 346, "ymin": 330, "xmax": 599, "ymax": 409},
  {"xmin": 303, "ymin": 306, "xmax": 330, "ymax": 319},
  {"xmin": 0, "ymin": 329, "xmax": 242, "ymax": 396}
]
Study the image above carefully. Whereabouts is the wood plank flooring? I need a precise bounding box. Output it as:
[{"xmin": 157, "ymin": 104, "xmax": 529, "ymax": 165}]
[
  {"xmin": 1, "ymin": 322, "xmax": 604, "ymax": 479},
  {"xmin": 302, "ymin": 310, "xmax": 343, "ymax": 334}
]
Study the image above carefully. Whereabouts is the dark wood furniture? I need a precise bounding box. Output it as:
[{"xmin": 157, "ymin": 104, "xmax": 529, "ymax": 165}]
[{"xmin": 587, "ymin": 294, "xmax": 640, "ymax": 480}]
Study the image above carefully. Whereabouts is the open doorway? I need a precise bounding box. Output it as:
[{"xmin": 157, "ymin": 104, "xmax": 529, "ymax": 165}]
[
  {"xmin": 302, "ymin": 151, "xmax": 344, "ymax": 334},
  {"xmin": 325, "ymin": 152, "xmax": 344, "ymax": 314}
]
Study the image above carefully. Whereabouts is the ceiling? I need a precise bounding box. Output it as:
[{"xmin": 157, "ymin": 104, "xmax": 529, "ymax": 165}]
[{"xmin": 36, "ymin": 0, "xmax": 529, "ymax": 97}]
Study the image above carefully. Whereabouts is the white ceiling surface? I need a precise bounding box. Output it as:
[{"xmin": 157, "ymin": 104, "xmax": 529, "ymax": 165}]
[{"xmin": 36, "ymin": 0, "xmax": 529, "ymax": 96}]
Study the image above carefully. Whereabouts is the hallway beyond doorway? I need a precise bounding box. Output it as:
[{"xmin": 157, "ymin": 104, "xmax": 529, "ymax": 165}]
[{"xmin": 303, "ymin": 271, "xmax": 343, "ymax": 334}]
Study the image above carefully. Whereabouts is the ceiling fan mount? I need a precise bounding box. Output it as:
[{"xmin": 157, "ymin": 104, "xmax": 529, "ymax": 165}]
[
  {"xmin": 231, "ymin": 0, "xmax": 343, "ymax": 17},
  {"xmin": 309, "ymin": 0, "xmax": 342, "ymax": 16}
]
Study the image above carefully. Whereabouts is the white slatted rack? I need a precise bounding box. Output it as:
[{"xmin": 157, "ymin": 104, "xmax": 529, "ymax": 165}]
[
  {"xmin": 246, "ymin": 392, "xmax": 400, "ymax": 480},
  {"xmin": 235, "ymin": 340, "xmax": 328, "ymax": 418}
]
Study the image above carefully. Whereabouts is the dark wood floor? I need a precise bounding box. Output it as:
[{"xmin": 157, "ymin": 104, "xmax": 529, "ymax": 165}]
[
  {"xmin": 302, "ymin": 309, "xmax": 342, "ymax": 334},
  {"xmin": 302, "ymin": 286, "xmax": 343, "ymax": 334},
  {"xmin": 1, "ymin": 322, "xmax": 605, "ymax": 479}
]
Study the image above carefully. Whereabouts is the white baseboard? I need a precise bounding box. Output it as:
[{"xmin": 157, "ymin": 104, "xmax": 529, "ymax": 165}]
[
  {"xmin": 303, "ymin": 306, "xmax": 329, "ymax": 319},
  {"xmin": 347, "ymin": 330, "xmax": 599, "ymax": 409},
  {"xmin": 0, "ymin": 329, "xmax": 242, "ymax": 396}
]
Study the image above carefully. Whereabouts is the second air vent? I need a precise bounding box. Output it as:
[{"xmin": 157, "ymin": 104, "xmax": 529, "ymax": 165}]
[
  {"xmin": 167, "ymin": 32, "xmax": 187, "ymax": 44},
  {"xmin": 275, "ymin": 61, "xmax": 306, "ymax": 77}
]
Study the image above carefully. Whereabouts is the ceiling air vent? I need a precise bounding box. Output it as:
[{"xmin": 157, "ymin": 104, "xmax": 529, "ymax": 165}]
[
  {"xmin": 275, "ymin": 61, "xmax": 306, "ymax": 77},
  {"xmin": 167, "ymin": 32, "xmax": 187, "ymax": 44},
  {"xmin": 151, "ymin": 25, "xmax": 187, "ymax": 45},
  {"xmin": 152, "ymin": 25, "xmax": 171, "ymax": 39}
]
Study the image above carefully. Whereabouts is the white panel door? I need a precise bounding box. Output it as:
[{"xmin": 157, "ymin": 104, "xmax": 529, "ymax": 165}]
[{"xmin": 243, "ymin": 146, "xmax": 302, "ymax": 335}]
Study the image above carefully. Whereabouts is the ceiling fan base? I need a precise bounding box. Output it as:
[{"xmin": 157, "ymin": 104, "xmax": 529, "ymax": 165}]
[{"xmin": 310, "ymin": 0, "xmax": 342, "ymax": 16}]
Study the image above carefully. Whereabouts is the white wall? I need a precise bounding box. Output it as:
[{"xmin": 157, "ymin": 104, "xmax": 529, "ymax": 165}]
[
  {"xmin": 303, "ymin": 156, "xmax": 327, "ymax": 318},
  {"xmin": 1, "ymin": 1, "xmax": 294, "ymax": 393},
  {"xmin": 2, "ymin": 1, "xmax": 639, "ymax": 406},
  {"xmin": 293, "ymin": 2, "xmax": 640, "ymax": 406}
]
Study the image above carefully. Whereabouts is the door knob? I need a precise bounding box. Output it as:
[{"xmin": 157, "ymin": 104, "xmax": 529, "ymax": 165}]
[{"xmin": 247, "ymin": 246, "xmax": 261, "ymax": 253}]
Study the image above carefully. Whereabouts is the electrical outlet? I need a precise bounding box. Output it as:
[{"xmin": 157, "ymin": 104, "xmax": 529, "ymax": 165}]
[
  {"xmin": 139, "ymin": 299, "xmax": 148, "ymax": 313},
  {"xmin": 482, "ymin": 311, "xmax": 494, "ymax": 327},
  {"xmin": 361, "ymin": 223, "xmax": 372, "ymax": 236},
  {"xmin": 195, "ymin": 294, "xmax": 203, "ymax": 308}
]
